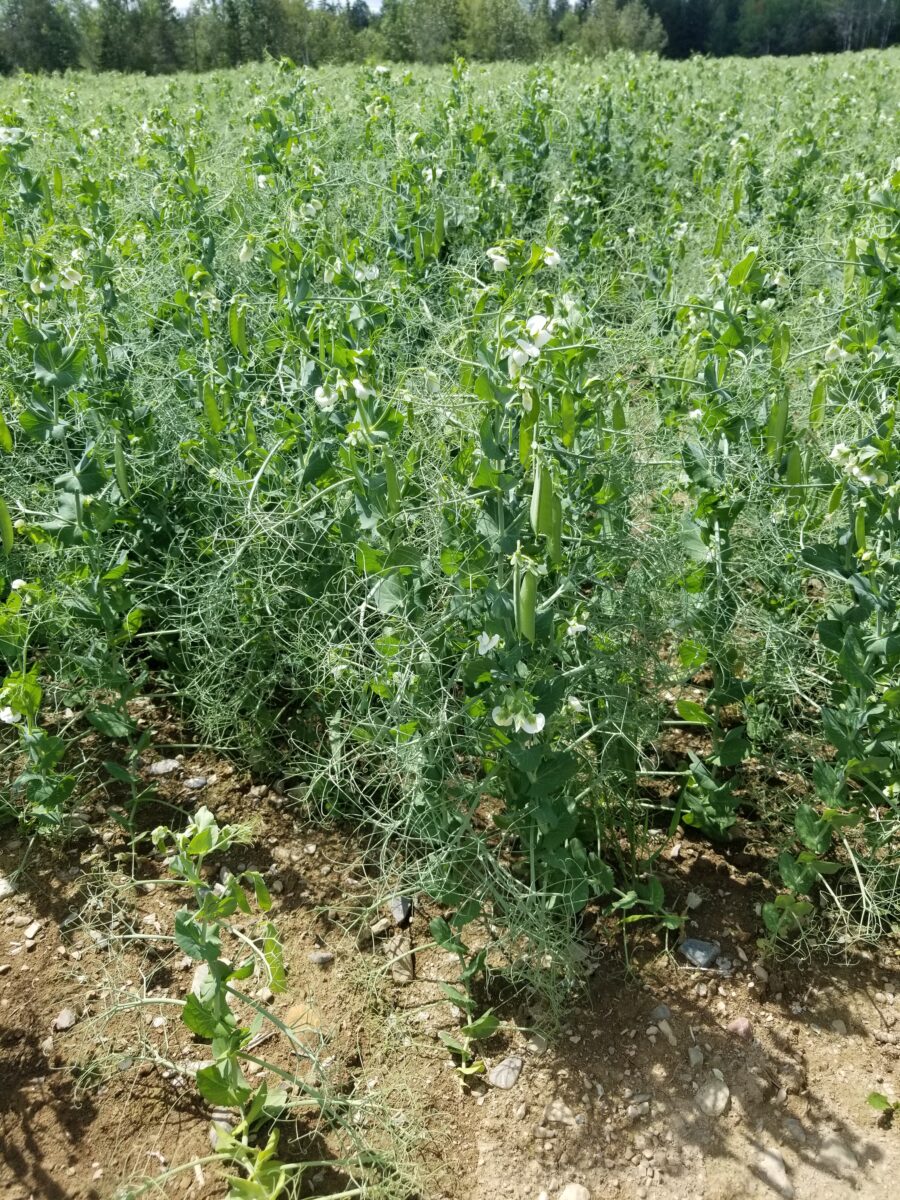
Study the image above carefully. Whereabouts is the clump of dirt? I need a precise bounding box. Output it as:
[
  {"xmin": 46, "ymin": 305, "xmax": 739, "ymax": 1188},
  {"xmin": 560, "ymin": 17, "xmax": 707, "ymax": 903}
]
[{"xmin": 1, "ymin": 707, "xmax": 898, "ymax": 1200}]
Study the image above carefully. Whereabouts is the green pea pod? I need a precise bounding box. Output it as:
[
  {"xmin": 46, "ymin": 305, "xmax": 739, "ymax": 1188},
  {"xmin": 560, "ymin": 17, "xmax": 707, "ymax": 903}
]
[
  {"xmin": 785, "ymin": 444, "xmax": 803, "ymax": 486},
  {"xmin": 516, "ymin": 569, "xmax": 536, "ymax": 642},
  {"xmin": 548, "ymin": 494, "xmax": 563, "ymax": 564},
  {"xmin": 855, "ymin": 509, "xmax": 866, "ymax": 553},
  {"xmin": 519, "ymin": 404, "xmax": 537, "ymax": 469},
  {"xmin": 530, "ymin": 465, "xmax": 554, "ymax": 538},
  {"xmin": 0, "ymin": 497, "xmax": 12, "ymax": 556},
  {"xmin": 114, "ymin": 434, "xmax": 131, "ymax": 502}
]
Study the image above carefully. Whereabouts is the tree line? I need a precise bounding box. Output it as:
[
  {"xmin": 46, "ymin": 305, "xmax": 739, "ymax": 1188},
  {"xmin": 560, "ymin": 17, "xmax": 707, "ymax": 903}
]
[{"xmin": 2, "ymin": 0, "xmax": 899, "ymax": 76}]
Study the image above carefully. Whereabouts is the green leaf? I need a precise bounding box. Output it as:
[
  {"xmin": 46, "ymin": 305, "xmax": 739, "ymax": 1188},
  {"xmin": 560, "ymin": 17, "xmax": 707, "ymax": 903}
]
[
  {"xmin": 794, "ymin": 804, "xmax": 831, "ymax": 855},
  {"xmin": 459, "ymin": 1011, "xmax": 499, "ymax": 1041},
  {"xmin": 675, "ymin": 699, "xmax": 713, "ymax": 726},
  {"xmin": 196, "ymin": 1063, "xmax": 250, "ymax": 1108},
  {"xmin": 430, "ymin": 915, "xmax": 467, "ymax": 956},
  {"xmin": 182, "ymin": 992, "xmax": 225, "ymax": 1038},
  {"xmin": 728, "ymin": 247, "xmax": 758, "ymax": 287},
  {"xmin": 867, "ymin": 1092, "xmax": 892, "ymax": 1112},
  {"xmin": 86, "ymin": 706, "xmax": 136, "ymax": 739},
  {"xmin": 263, "ymin": 921, "xmax": 286, "ymax": 993},
  {"xmin": 174, "ymin": 910, "xmax": 220, "ymax": 962}
]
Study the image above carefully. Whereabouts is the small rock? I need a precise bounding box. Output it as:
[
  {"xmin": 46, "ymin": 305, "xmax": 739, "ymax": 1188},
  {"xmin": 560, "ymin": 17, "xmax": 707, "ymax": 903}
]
[
  {"xmin": 488, "ymin": 1056, "xmax": 523, "ymax": 1089},
  {"xmin": 0, "ymin": 964, "xmax": 10, "ymax": 976},
  {"xmin": 308, "ymin": 950, "xmax": 334, "ymax": 967},
  {"xmin": 753, "ymin": 962, "xmax": 770, "ymax": 983},
  {"xmin": 148, "ymin": 758, "xmax": 180, "ymax": 776},
  {"xmin": 727, "ymin": 1016, "xmax": 753, "ymax": 1040},
  {"xmin": 756, "ymin": 1146, "xmax": 793, "ymax": 1198},
  {"xmin": 696, "ymin": 1077, "xmax": 730, "ymax": 1117},
  {"xmin": 389, "ymin": 896, "xmax": 413, "ymax": 926},
  {"xmin": 831, "ymin": 1019, "xmax": 847, "ymax": 1036},
  {"xmin": 527, "ymin": 1031, "xmax": 549, "ymax": 1053},
  {"xmin": 0, "ymin": 876, "xmax": 16, "ymax": 900},
  {"xmin": 23, "ymin": 920, "xmax": 41, "ymax": 940},
  {"xmin": 53, "ymin": 1008, "xmax": 78, "ymax": 1031},
  {"xmin": 680, "ymin": 939, "xmax": 720, "ymax": 969},
  {"xmin": 782, "ymin": 1118, "xmax": 806, "ymax": 1146},
  {"xmin": 657, "ymin": 1019, "xmax": 678, "ymax": 1047},
  {"xmin": 558, "ymin": 1186, "xmax": 591, "ymax": 1200},
  {"xmin": 818, "ymin": 1134, "xmax": 857, "ymax": 1177},
  {"xmin": 256, "ymin": 986, "xmax": 274, "ymax": 1003},
  {"xmin": 183, "ymin": 777, "xmax": 208, "ymax": 790},
  {"xmin": 544, "ymin": 1098, "xmax": 577, "ymax": 1126},
  {"xmin": 686, "ymin": 891, "xmax": 703, "ymax": 910},
  {"xmin": 650, "ymin": 1004, "xmax": 672, "ymax": 1022},
  {"xmin": 303, "ymin": 843, "xmax": 317, "ymax": 855},
  {"xmin": 688, "ymin": 1045, "xmax": 704, "ymax": 1069},
  {"xmin": 40, "ymin": 1035, "xmax": 54, "ymax": 1056}
]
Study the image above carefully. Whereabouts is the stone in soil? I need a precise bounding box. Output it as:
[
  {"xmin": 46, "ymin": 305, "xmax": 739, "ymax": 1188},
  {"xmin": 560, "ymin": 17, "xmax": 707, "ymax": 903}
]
[
  {"xmin": 688, "ymin": 1045, "xmax": 704, "ymax": 1069},
  {"xmin": 544, "ymin": 1098, "xmax": 577, "ymax": 1126},
  {"xmin": 696, "ymin": 1077, "xmax": 730, "ymax": 1117},
  {"xmin": 680, "ymin": 939, "xmax": 721, "ymax": 968},
  {"xmin": 53, "ymin": 1008, "xmax": 78, "ymax": 1031},
  {"xmin": 488, "ymin": 1055, "xmax": 523, "ymax": 1089},
  {"xmin": 557, "ymin": 1186, "xmax": 591, "ymax": 1200},
  {"xmin": 818, "ymin": 1133, "xmax": 858, "ymax": 1177},
  {"xmin": 657, "ymin": 1018, "xmax": 678, "ymax": 1047},
  {"xmin": 148, "ymin": 758, "xmax": 181, "ymax": 776},
  {"xmin": 389, "ymin": 895, "xmax": 413, "ymax": 926},
  {"xmin": 183, "ymin": 776, "xmax": 208, "ymax": 790},
  {"xmin": 0, "ymin": 875, "xmax": 16, "ymax": 900},
  {"xmin": 308, "ymin": 950, "xmax": 335, "ymax": 966},
  {"xmin": 726, "ymin": 1016, "xmax": 753, "ymax": 1040},
  {"xmin": 755, "ymin": 1145, "xmax": 794, "ymax": 1198},
  {"xmin": 23, "ymin": 920, "xmax": 41, "ymax": 940},
  {"xmin": 781, "ymin": 1118, "xmax": 806, "ymax": 1146},
  {"xmin": 649, "ymin": 1004, "xmax": 672, "ymax": 1022}
]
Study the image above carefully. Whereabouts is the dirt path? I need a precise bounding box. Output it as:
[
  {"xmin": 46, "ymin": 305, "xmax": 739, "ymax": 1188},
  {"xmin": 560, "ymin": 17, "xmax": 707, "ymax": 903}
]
[{"xmin": 1, "ymin": 742, "xmax": 898, "ymax": 1200}]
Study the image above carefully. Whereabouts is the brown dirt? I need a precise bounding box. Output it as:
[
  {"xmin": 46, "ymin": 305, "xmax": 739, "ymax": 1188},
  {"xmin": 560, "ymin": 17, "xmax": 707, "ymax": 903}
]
[{"xmin": 1, "ymin": 714, "xmax": 899, "ymax": 1200}]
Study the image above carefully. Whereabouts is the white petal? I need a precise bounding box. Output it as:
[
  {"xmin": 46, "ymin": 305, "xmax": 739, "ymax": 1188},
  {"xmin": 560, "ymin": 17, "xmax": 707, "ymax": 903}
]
[
  {"xmin": 492, "ymin": 707, "xmax": 513, "ymax": 727},
  {"xmin": 519, "ymin": 713, "xmax": 545, "ymax": 735}
]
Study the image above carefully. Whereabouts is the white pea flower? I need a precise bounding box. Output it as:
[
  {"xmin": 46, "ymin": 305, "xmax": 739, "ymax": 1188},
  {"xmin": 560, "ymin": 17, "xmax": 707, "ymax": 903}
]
[
  {"xmin": 255, "ymin": 174, "xmax": 268, "ymax": 189},
  {"xmin": 0, "ymin": 706, "xmax": 20, "ymax": 725},
  {"xmin": 476, "ymin": 632, "xmax": 501, "ymax": 655},
  {"xmin": 58, "ymin": 266, "xmax": 83, "ymax": 291},
  {"xmin": 10, "ymin": 579, "xmax": 26, "ymax": 590},
  {"xmin": 543, "ymin": 247, "xmax": 561, "ymax": 268},
  {"xmin": 238, "ymin": 239, "xmax": 254, "ymax": 263},
  {"xmin": 567, "ymin": 696, "xmax": 587, "ymax": 714},
  {"xmin": 314, "ymin": 386, "xmax": 337, "ymax": 412},
  {"xmin": 566, "ymin": 617, "xmax": 587, "ymax": 637},
  {"xmin": 525, "ymin": 315, "xmax": 553, "ymax": 348},
  {"xmin": 491, "ymin": 690, "xmax": 545, "ymax": 736},
  {"xmin": 352, "ymin": 378, "xmax": 373, "ymax": 401},
  {"xmin": 487, "ymin": 247, "xmax": 510, "ymax": 273},
  {"xmin": 687, "ymin": 408, "xmax": 704, "ymax": 420},
  {"xmin": 324, "ymin": 257, "xmax": 342, "ymax": 284}
]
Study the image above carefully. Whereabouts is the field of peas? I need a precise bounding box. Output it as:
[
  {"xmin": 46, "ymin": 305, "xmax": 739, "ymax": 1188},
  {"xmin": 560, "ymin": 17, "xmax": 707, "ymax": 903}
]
[{"xmin": 1, "ymin": 51, "xmax": 900, "ymax": 1199}]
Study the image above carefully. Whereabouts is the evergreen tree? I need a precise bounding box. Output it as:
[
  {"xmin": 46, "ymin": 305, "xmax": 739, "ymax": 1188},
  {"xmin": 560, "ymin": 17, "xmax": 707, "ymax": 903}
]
[{"xmin": 2, "ymin": 0, "xmax": 80, "ymax": 72}]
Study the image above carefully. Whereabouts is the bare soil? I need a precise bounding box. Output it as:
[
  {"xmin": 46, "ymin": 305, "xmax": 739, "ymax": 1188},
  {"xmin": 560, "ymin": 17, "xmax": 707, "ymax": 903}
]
[{"xmin": 2, "ymin": 713, "xmax": 898, "ymax": 1200}]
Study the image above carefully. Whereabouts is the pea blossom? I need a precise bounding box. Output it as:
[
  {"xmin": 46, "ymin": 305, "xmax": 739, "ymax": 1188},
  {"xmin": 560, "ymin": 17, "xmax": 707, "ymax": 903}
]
[
  {"xmin": 543, "ymin": 247, "xmax": 562, "ymax": 268},
  {"xmin": 487, "ymin": 247, "xmax": 510, "ymax": 273},
  {"xmin": 476, "ymin": 632, "xmax": 501, "ymax": 655},
  {"xmin": 492, "ymin": 690, "xmax": 545, "ymax": 736}
]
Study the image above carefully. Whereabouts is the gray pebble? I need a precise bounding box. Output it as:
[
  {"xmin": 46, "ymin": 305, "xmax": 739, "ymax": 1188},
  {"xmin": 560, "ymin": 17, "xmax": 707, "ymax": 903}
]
[
  {"xmin": 696, "ymin": 1077, "xmax": 730, "ymax": 1117},
  {"xmin": 308, "ymin": 950, "xmax": 335, "ymax": 966},
  {"xmin": 756, "ymin": 1145, "xmax": 793, "ymax": 1198},
  {"xmin": 649, "ymin": 1004, "xmax": 672, "ymax": 1022},
  {"xmin": 148, "ymin": 758, "xmax": 181, "ymax": 776},
  {"xmin": 680, "ymin": 939, "xmax": 720, "ymax": 968},
  {"xmin": 488, "ymin": 1055, "xmax": 523, "ymax": 1089},
  {"xmin": 53, "ymin": 1008, "xmax": 78, "ymax": 1031}
]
